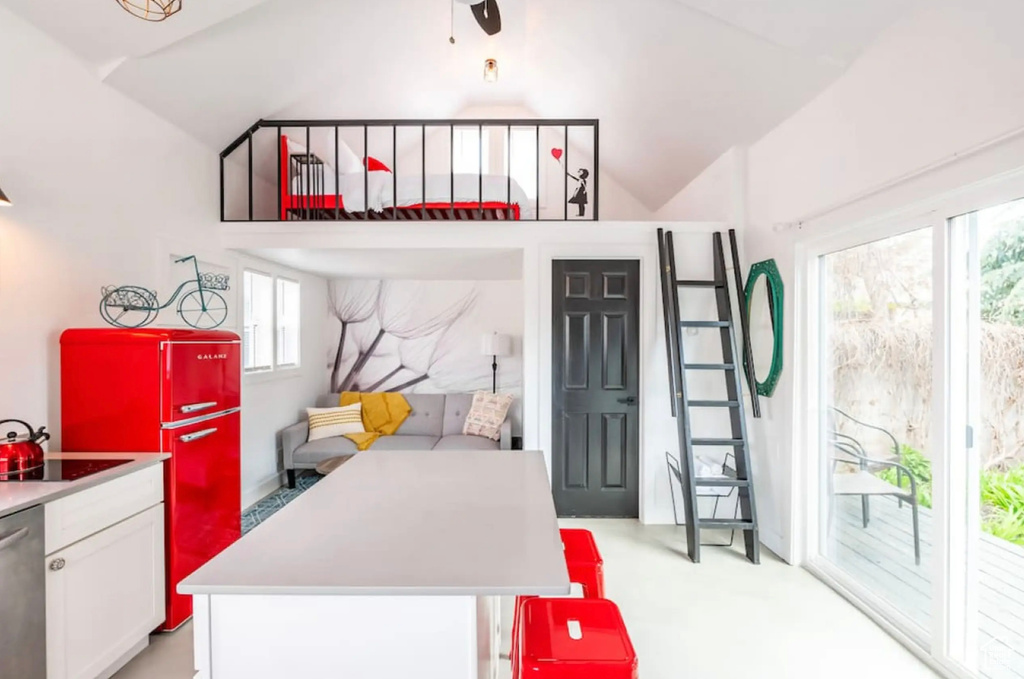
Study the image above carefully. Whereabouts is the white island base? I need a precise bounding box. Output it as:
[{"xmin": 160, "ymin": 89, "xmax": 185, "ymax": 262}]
[{"xmin": 191, "ymin": 593, "xmax": 498, "ymax": 679}]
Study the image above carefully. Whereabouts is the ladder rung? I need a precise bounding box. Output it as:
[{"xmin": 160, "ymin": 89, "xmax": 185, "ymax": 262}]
[
  {"xmin": 688, "ymin": 400, "xmax": 740, "ymax": 408},
  {"xmin": 683, "ymin": 363, "xmax": 736, "ymax": 371},
  {"xmin": 699, "ymin": 519, "xmax": 757, "ymax": 530},
  {"xmin": 679, "ymin": 321, "xmax": 731, "ymax": 328},
  {"xmin": 691, "ymin": 438, "xmax": 745, "ymax": 447},
  {"xmin": 676, "ymin": 279, "xmax": 722, "ymax": 288},
  {"xmin": 696, "ymin": 477, "xmax": 749, "ymax": 488}
]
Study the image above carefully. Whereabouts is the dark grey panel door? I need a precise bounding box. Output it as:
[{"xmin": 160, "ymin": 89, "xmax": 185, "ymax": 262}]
[{"xmin": 552, "ymin": 260, "xmax": 640, "ymax": 518}]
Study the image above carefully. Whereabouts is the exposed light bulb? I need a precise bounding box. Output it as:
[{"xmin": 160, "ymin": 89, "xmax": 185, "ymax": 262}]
[{"xmin": 484, "ymin": 58, "xmax": 499, "ymax": 83}]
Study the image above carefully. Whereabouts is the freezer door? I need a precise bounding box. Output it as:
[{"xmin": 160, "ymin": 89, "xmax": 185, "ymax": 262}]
[
  {"xmin": 161, "ymin": 410, "xmax": 241, "ymax": 630},
  {"xmin": 162, "ymin": 341, "xmax": 241, "ymax": 424}
]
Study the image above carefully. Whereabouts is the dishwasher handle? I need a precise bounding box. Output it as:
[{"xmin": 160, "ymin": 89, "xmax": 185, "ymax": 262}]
[{"xmin": 0, "ymin": 527, "xmax": 28, "ymax": 552}]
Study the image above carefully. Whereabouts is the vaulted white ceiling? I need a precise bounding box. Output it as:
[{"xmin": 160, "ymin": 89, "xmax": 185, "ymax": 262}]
[{"xmin": 2, "ymin": 0, "xmax": 920, "ymax": 211}]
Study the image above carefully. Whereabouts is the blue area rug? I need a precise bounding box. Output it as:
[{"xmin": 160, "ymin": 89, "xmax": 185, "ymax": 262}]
[{"xmin": 242, "ymin": 472, "xmax": 321, "ymax": 534}]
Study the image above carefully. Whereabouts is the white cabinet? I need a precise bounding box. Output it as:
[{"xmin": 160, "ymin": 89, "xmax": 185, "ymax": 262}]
[{"xmin": 45, "ymin": 500, "xmax": 165, "ymax": 679}]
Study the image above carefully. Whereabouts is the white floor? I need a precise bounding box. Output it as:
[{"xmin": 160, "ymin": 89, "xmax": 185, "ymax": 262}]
[{"xmin": 114, "ymin": 519, "xmax": 940, "ymax": 679}]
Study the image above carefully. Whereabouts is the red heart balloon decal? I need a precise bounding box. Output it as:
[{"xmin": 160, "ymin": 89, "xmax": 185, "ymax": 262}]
[{"xmin": 551, "ymin": 148, "xmax": 563, "ymax": 162}]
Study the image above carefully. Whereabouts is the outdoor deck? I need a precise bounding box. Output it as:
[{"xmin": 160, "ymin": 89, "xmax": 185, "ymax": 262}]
[{"xmin": 832, "ymin": 495, "xmax": 1024, "ymax": 679}]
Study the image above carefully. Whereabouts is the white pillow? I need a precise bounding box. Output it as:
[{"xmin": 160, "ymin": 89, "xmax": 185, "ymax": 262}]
[
  {"xmin": 307, "ymin": 403, "xmax": 364, "ymax": 442},
  {"xmin": 463, "ymin": 392, "xmax": 513, "ymax": 441}
]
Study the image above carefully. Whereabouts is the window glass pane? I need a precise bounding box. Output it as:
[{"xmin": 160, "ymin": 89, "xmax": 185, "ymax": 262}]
[
  {"xmin": 453, "ymin": 127, "xmax": 487, "ymax": 174},
  {"xmin": 505, "ymin": 128, "xmax": 538, "ymax": 200},
  {"xmin": 276, "ymin": 278, "xmax": 301, "ymax": 367},
  {"xmin": 243, "ymin": 271, "xmax": 274, "ymax": 372},
  {"xmin": 819, "ymin": 227, "xmax": 934, "ymax": 638}
]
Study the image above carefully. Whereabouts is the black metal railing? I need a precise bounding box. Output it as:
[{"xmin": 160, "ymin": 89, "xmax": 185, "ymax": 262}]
[{"xmin": 219, "ymin": 118, "xmax": 599, "ymax": 222}]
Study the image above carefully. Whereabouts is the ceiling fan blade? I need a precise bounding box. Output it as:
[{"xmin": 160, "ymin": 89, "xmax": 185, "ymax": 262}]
[{"xmin": 470, "ymin": 0, "xmax": 502, "ymax": 35}]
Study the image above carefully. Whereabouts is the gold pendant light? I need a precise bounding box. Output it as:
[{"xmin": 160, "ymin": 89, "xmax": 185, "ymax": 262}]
[{"xmin": 115, "ymin": 0, "xmax": 183, "ymax": 22}]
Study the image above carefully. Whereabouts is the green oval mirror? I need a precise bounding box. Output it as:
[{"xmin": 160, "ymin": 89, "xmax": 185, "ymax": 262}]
[{"xmin": 744, "ymin": 259, "xmax": 784, "ymax": 397}]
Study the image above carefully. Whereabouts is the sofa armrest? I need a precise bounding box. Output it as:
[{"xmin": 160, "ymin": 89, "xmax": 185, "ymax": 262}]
[
  {"xmin": 500, "ymin": 420, "xmax": 513, "ymax": 451},
  {"xmin": 281, "ymin": 420, "xmax": 309, "ymax": 470}
]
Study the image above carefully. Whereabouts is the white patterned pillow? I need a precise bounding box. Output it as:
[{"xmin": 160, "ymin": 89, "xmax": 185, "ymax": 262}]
[
  {"xmin": 463, "ymin": 392, "xmax": 513, "ymax": 441},
  {"xmin": 307, "ymin": 403, "xmax": 364, "ymax": 442}
]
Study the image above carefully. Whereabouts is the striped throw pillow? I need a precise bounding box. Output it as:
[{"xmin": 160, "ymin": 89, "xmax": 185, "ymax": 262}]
[{"xmin": 307, "ymin": 403, "xmax": 365, "ymax": 442}]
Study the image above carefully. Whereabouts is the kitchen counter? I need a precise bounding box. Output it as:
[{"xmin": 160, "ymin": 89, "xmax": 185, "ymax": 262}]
[
  {"xmin": 180, "ymin": 449, "xmax": 569, "ymax": 596},
  {"xmin": 0, "ymin": 453, "xmax": 169, "ymax": 519},
  {"xmin": 181, "ymin": 450, "xmax": 568, "ymax": 679}
]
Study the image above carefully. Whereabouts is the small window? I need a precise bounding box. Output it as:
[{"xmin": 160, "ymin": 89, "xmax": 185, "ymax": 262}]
[
  {"xmin": 276, "ymin": 278, "xmax": 301, "ymax": 367},
  {"xmin": 453, "ymin": 127, "xmax": 488, "ymax": 175},
  {"xmin": 505, "ymin": 128, "xmax": 538, "ymax": 200},
  {"xmin": 243, "ymin": 271, "xmax": 274, "ymax": 372}
]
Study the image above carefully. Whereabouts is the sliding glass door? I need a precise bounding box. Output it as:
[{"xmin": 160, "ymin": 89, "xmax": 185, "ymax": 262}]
[
  {"xmin": 950, "ymin": 198, "xmax": 1024, "ymax": 679},
  {"xmin": 819, "ymin": 227, "xmax": 935, "ymax": 639},
  {"xmin": 809, "ymin": 188, "xmax": 1024, "ymax": 679}
]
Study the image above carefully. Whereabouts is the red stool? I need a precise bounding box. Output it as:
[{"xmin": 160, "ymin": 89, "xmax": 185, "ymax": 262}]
[
  {"xmin": 511, "ymin": 529, "xmax": 605, "ymax": 675},
  {"xmin": 515, "ymin": 598, "xmax": 638, "ymax": 679}
]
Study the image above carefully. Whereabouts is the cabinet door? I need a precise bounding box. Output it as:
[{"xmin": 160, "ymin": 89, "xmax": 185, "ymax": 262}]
[{"xmin": 46, "ymin": 504, "xmax": 165, "ymax": 679}]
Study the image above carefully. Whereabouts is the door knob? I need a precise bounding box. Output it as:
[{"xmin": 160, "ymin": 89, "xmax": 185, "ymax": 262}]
[
  {"xmin": 617, "ymin": 397, "xmax": 637, "ymax": 405},
  {"xmin": 49, "ymin": 558, "xmax": 66, "ymax": 572}
]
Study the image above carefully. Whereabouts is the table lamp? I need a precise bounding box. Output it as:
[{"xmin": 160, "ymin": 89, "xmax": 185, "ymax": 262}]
[{"xmin": 480, "ymin": 333, "xmax": 512, "ymax": 393}]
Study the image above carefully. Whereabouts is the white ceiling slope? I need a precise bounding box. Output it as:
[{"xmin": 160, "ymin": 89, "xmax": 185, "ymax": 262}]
[{"xmin": 2, "ymin": 0, "xmax": 919, "ymax": 211}]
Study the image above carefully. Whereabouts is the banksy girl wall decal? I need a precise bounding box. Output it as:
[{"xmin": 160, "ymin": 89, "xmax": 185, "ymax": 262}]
[
  {"xmin": 567, "ymin": 168, "xmax": 589, "ymax": 217},
  {"xmin": 551, "ymin": 147, "xmax": 589, "ymax": 217}
]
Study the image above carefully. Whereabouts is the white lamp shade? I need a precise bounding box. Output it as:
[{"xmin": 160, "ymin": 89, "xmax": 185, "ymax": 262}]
[{"xmin": 480, "ymin": 333, "xmax": 512, "ymax": 357}]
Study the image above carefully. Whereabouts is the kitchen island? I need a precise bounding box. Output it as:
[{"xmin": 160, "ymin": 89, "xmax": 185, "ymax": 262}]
[{"xmin": 180, "ymin": 449, "xmax": 569, "ymax": 679}]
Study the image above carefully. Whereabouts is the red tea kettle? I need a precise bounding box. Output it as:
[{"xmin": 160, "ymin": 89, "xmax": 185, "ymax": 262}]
[{"xmin": 0, "ymin": 420, "xmax": 48, "ymax": 477}]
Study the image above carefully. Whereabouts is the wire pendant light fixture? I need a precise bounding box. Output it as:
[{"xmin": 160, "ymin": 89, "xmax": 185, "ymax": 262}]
[{"xmin": 116, "ymin": 0, "xmax": 183, "ymax": 22}]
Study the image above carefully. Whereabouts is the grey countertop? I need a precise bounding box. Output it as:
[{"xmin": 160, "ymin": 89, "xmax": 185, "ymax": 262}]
[
  {"xmin": 0, "ymin": 452, "xmax": 169, "ymax": 520},
  {"xmin": 180, "ymin": 450, "xmax": 570, "ymax": 597}
]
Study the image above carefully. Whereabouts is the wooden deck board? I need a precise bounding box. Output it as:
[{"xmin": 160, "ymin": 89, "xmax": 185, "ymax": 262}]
[{"xmin": 831, "ymin": 496, "xmax": 1024, "ymax": 678}]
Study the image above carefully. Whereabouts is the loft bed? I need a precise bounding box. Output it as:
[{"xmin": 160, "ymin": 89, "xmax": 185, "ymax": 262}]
[{"xmin": 220, "ymin": 119, "xmax": 599, "ymax": 222}]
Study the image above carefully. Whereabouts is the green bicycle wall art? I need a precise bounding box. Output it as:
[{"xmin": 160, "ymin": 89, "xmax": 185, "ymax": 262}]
[{"xmin": 99, "ymin": 256, "xmax": 230, "ymax": 329}]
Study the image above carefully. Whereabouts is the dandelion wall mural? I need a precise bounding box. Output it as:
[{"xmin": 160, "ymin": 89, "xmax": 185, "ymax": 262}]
[{"xmin": 326, "ymin": 279, "xmax": 523, "ymax": 402}]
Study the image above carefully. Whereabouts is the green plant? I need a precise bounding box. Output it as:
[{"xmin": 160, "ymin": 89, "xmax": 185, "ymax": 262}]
[
  {"xmin": 876, "ymin": 444, "xmax": 933, "ymax": 509},
  {"xmin": 982, "ymin": 506, "xmax": 1024, "ymax": 547}
]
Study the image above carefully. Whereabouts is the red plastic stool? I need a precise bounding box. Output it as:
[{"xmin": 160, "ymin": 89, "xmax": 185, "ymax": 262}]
[
  {"xmin": 511, "ymin": 530, "xmax": 606, "ymax": 676},
  {"xmin": 515, "ymin": 598, "xmax": 638, "ymax": 679}
]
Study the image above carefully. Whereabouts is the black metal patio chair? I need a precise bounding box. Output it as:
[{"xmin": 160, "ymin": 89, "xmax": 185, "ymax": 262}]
[{"xmin": 828, "ymin": 407, "xmax": 921, "ymax": 565}]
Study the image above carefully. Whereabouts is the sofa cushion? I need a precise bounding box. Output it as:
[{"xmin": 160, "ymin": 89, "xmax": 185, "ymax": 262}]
[
  {"xmin": 463, "ymin": 391, "xmax": 514, "ymax": 440},
  {"xmin": 433, "ymin": 435, "xmax": 499, "ymax": 451},
  {"xmin": 395, "ymin": 394, "xmax": 446, "ymax": 437},
  {"xmin": 293, "ymin": 436, "xmax": 359, "ymax": 465},
  {"xmin": 364, "ymin": 435, "xmax": 439, "ymax": 451},
  {"xmin": 442, "ymin": 393, "xmax": 475, "ymax": 436}
]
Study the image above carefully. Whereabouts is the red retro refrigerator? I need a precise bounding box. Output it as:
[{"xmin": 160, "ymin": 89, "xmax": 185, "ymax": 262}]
[{"xmin": 60, "ymin": 328, "xmax": 241, "ymax": 630}]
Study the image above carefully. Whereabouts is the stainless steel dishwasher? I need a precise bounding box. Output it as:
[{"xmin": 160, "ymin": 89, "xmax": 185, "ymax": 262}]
[{"xmin": 0, "ymin": 505, "xmax": 46, "ymax": 679}]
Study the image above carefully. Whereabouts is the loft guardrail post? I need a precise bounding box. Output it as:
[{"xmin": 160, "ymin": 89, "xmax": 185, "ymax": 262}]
[
  {"xmin": 593, "ymin": 120, "xmax": 599, "ymax": 221},
  {"xmin": 363, "ymin": 125, "xmax": 369, "ymax": 221},
  {"xmin": 449, "ymin": 124, "xmax": 455, "ymax": 220},
  {"xmin": 247, "ymin": 131, "xmax": 253, "ymax": 221},
  {"xmin": 421, "ymin": 125, "xmax": 426, "ymax": 221},
  {"xmin": 276, "ymin": 125, "xmax": 281, "ymax": 221}
]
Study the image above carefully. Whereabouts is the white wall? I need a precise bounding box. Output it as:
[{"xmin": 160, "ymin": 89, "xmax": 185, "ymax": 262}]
[
  {"xmin": 661, "ymin": 0, "xmax": 1024, "ymax": 561},
  {"xmin": 0, "ymin": 7, "xmax": 326, "ymax": 508}
]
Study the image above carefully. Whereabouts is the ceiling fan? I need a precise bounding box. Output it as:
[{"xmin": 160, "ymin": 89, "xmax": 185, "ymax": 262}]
[{"xmin": 453, "ymin": 0, "xmax": 502, "ymax": 37}]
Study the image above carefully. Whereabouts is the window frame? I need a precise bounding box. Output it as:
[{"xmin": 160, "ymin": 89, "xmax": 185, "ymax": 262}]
[
  {"xmin": 275, "ymin": 276, "xmax": 301, "ymax": 370},
  {"xmin": 242, "ymin": 268, "xmax": 301, "ymax": 376}
]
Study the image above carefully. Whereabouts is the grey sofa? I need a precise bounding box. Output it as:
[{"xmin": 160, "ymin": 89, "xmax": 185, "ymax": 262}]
[{"xmin": 281, "ymin": 393, "xmax": 512, "ymax": 488}]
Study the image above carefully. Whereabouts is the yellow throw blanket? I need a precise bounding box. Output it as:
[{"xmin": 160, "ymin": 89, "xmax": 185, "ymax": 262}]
[{"xmin": 339, "ymin": 392, "xmax": 412, "ymax": 451}]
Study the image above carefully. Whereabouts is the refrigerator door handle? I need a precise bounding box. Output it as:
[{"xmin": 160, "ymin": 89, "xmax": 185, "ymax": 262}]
[
  {"xmin": 179, "ymin": 428, "xmax": 218, "ymax": 443},
  {"xmin": 180, "ymin": 401, "xmax": 218, "ymax": 414}
]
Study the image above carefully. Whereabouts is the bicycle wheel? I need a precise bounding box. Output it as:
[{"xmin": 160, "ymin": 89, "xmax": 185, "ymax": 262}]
[
  {"xmin": 178, "ymin": 289, "xmax": 228, "ymax": 329},
  {"xmin": 99, "ymin": 286, "xmax": 158, "ymax": 328}
]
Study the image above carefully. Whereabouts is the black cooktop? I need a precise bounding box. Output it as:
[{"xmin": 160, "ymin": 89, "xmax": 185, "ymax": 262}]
[{"xmin": 0, "ymin": 458, "xmax": 132, "ymax": 482}]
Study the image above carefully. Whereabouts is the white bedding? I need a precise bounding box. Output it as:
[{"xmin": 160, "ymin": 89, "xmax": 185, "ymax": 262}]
[{"xmin": 294, "ymin": 172, "xmax": 534, "ymax": 219}]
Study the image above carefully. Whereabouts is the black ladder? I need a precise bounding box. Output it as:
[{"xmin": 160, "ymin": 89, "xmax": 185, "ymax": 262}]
[{"xmin": 657, "ymin": 228, "xmax": 760, "ymax": 564}]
